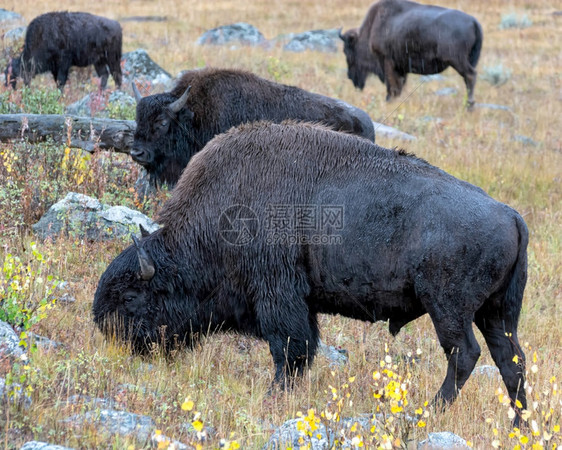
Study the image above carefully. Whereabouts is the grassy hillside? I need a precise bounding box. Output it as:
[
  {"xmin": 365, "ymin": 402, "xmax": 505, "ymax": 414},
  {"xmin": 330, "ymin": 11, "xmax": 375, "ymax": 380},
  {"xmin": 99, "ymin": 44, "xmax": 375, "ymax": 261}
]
[{"xmin": 0, "ymin": 0, "xmax": 560, "ymax": 448}]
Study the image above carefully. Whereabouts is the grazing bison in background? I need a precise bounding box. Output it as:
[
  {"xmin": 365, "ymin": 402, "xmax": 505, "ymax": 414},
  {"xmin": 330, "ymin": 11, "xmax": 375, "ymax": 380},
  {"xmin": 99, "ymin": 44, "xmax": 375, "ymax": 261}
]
[
  {"xmin": 131, "ymin": 67, "xmax": 375, "ymax": 186},
  {"xmin": 94, "ymin": 121, "xmax": 528, "ymax": 425},
  {"xmin": 4, "ymin": 12, "xmax": 122, "ymax": 91},
  {"xmin": 340, "ymin": 0, "xmax": 483, "ymax": 107}
]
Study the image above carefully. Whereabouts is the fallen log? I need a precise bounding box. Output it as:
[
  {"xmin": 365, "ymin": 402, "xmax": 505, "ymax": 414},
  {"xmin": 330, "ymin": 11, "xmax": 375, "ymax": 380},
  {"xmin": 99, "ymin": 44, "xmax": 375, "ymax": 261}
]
[{"xmin": 0, "ymin": 114, "xmax": 136, "ymax": 154}]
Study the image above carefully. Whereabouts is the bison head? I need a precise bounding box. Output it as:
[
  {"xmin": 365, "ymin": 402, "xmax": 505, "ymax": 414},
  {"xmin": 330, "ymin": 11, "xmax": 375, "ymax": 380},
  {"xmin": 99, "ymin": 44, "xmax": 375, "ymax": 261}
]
[
  {"xmin": 339, "ymin": 28, "xmax": 384, "ymax": 89},
  {"xmin": 131, "ymin": 84, "xmax": 195, "ymax": 187},
  {"xmin": 4, "ymin": 56, "xmax": 21, "ymax": 89},
  {"xmin": 93, "ymin": 230, "xmax": 197, "ymax": 354}
]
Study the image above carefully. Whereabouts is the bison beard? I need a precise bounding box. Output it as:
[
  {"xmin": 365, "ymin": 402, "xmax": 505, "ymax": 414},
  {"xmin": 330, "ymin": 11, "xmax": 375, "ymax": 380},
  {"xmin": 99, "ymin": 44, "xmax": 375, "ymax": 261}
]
[
  {"xmin": 340, "ymin": 0, "xmax": 483, "ymax": 107},
  {"xmin": 4, "ymin": 12, "xmax": 122, "ymax": 91},
  {"xmin": 94, "ymin": 121, "xmax": 528, "ymax": 426},
  {"xmin": 130, "ymin": 67, "xmax": 375, "ymax": 187}
]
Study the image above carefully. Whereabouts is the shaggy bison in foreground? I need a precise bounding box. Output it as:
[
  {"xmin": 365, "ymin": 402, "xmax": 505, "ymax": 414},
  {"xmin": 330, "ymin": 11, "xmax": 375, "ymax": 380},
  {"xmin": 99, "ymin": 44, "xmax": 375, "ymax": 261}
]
[
  {"xmin": 130, "ymin": 67, "xmax": 375, "ymax": 186},
  {"xmin": 340, "ymin": 0, "xmax": 483, "ymax": 107},
  {"xmin": 4, "ymin": 12, "xmax": 122, "ymax": 90},
  {"xmin": 94, "ymin": 121, "xmax": 528, "ymax": 424}
]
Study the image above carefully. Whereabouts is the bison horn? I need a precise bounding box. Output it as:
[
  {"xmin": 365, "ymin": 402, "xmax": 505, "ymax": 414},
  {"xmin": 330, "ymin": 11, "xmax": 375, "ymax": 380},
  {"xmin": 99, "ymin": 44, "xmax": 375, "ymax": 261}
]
[
  {"xmin": 132, "ymin": 234, "xmax": 155, "ymax": 281},
  {"xmin": 139, "ymin": 223, "xmax": 151, "ymax": 238},
  {"xmin": 337, "ymin": 27, "xmax": 345, "ymax": 41},
  {"xmin": 132, "ymin": 82, "xmax": 142, "ymax": 103},
  {"xmin": 168, "ymin": 85, "xmax": 192, "ymax": 114}
]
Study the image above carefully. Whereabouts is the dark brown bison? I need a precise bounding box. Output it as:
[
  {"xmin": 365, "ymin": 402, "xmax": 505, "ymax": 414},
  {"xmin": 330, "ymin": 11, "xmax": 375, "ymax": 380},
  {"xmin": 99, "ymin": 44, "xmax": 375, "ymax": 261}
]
[
  {"xmin": 340, "ymin": 0, "xmax": 483, "ymax": 107},
  {"xmin": 94, "ymin": 121, "xmax": 528, "ymax": 425},
  {"xmin": 4, "ymin": 12, "xmax": 122, "ymax": 90},
  {"xmin": 131, "ymin": 67, "xmax": 375, "ymax": 187}
]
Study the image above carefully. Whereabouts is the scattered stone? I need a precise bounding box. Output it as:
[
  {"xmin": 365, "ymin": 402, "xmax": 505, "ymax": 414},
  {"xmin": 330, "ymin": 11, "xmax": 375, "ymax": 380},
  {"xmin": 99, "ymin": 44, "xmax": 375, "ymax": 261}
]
[
  {"xmin": 2, "ymin": 26, "xmax": 26, "ymax": 55},
  {"xmin": 151, "ymin": 431, "xmax": 190, "ymax": 450},
  {"xmin": 32, "ymin": 192, "xmax": 159, "ymax": 242},
  {"xmin": 420, "ymin": 116, "xmax": 444, "ymax": 124},
  {"xmin": 283, "ymin": 29, "xmax": 339, "ymax": 53},
  {"xmin": 418, "ymin": 431, "xmax": 470, "ymax": 449},
  {"xmin": 20, "ymin": 441, "xmax": 74, "ymax": 450},
  {"xmin": 435, "ymin": 87, "xmax": 458, "ymax": 96},
  {"xmin": 62, "ymin": 409, "xmax": 154, "ymax": 442},
  {"xmin": 474, "ymin": 103, "xmax": 513, "ymax": 113},
  {"xmin": 121, "ymin": 48, "xmax": 173, "ymax": 95},
  {"xmin": 420, "ymin": 74, "xmax": 446, "ymax": 82},
  {"xmin": 318, "ymin": 341, "xmax": 348, "ymax": 367},
  {"xmin": 472, "ymin": 365, "xmax": 500, "ymax": 378},
  {"xmin": 120, "ymin": 16, "xmax": 168, "ymax": 23},
  {"xmin": 28, "ymin": 333, "xmax": 64, "ymax": 350},
  {"xmin": 513, "ymin": 134, "xmax": 539, "ymax": 147},
  {"xmin": 62, "ymin": 395, "xmax": 118, "ymax": 410},
  {"xmin": 264, "ymin": 416, "xmax": 371, "ymax": 449},
  {"xmin": 65, "ymin": 90, "xmax": 136, "ymax": 118},
  {"xmin": 0, "ymin": 376, "xmax": 32, "ymax": 407},
  {"xmin": 0, "ymin": 9, "xmax": 25, "ymax": 33},
  {"xmin": 197, "ymin": 23, "xmax": 266, "ymax": 47},
  {"xmin": 372, "ymin": 121, "xmax": 416, "ymax": 141},
  {"xmin": 0, "ymin": 320, "xmax": 22, "ymax": 358}
]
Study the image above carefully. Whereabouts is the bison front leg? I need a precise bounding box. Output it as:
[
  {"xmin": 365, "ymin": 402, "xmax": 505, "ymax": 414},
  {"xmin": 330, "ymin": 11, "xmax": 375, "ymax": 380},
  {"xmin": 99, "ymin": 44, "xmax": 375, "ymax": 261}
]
[
  {"xmin": 383, "ymin": 59, "xmax": 403, "ymax": 101},
  {"xmin": 260, "ymin": 299, "xmax": 320, "ymax": 389},
  {"xmin": 429, "ymin": 313, "xmax": 482, "ymax": 409}
]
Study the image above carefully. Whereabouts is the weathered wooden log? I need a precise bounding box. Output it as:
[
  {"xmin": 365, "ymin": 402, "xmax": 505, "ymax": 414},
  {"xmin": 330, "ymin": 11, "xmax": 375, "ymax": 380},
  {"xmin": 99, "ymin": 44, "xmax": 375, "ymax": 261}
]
[{"xmin": 0, "ymin": 114, "xmax": 136, "ymax": 154}]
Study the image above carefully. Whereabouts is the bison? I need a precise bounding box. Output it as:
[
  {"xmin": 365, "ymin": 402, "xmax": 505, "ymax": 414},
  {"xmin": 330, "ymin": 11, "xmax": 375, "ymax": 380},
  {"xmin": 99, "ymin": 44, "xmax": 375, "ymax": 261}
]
[
  {"xmin": 94, "ymin": 121, "xmax": 528, "ymax": 425},
  {"xmin": 4, "ymin": 12, "xmax": 122, "ymax": 91},
  {"xmin": 340, "ymin": 0, "xmax": 483, "ymax": 107},
  {"xmin": 130, "ymin": 67, "xmax": 375, "ymax": 187}
]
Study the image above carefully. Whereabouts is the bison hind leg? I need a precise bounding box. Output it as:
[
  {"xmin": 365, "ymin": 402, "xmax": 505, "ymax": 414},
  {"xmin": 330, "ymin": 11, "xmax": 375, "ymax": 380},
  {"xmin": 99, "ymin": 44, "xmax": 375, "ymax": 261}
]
[
  {"xmin": 94, "ymin": 61, "xmax": 110, "ymax": 90},
  {"xmin": 475, "ymin": 312, "xmax": 526, "ymax": 427}
]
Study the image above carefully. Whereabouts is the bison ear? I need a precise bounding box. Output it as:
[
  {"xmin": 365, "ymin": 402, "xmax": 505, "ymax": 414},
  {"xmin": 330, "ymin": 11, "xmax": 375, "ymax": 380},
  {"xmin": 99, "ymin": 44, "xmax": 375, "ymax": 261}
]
[
  {"xmin": 132, "ymin": 234, "xmax": 155, "ymax": 281},
  {"xmin": 139, "ymin": 223, "xmax": 151, "ymax": 238},
  {"xmin": 132, "ymin": 82, "xmax": 143, "ymax": 103},
  {"xmin": 338, "ymin": 28, "xmax": 345, "ymax": 41},
  {"xmin": 168, "ymin": 85, "xmax": 192, "ymax": 114}
]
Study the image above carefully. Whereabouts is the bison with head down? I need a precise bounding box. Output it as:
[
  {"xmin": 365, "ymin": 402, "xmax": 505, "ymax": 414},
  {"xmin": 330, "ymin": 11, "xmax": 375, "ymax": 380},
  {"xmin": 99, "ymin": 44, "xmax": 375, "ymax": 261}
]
[
  {"xmin": 340, "ymin": 0, "xmax": 483, "ymax": 107},
  {"xmin": 130, "ymin": 67, "xmax": 375, "ymax": 187},
  {"xmin": 4, "ymin": 12, "xmax": 122, "ymax": 91},
  {"xmin": 94, "ymin": 121, "xmax": 528, "ymax": 425}
]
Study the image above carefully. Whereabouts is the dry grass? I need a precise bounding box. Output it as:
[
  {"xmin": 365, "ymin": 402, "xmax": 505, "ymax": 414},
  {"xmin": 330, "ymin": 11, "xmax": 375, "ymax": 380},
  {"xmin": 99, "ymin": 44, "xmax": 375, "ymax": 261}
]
[{"xmin": 0, "ymin": 0, "xmax": 561, "ymax": 448}]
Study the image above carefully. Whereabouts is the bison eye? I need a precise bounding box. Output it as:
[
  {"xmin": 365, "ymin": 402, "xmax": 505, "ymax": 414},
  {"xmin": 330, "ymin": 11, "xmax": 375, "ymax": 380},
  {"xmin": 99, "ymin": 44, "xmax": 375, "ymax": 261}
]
[{"xmin": 157, "ymin": 118, "xmax": 169, "ymax": 128}]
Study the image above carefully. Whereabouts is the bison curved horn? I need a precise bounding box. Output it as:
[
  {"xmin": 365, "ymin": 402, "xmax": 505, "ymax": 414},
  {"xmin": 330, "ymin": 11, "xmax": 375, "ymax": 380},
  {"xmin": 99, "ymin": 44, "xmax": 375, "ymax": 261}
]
[
  {"xmin": 168, "ymin": 85, "xmax": 192, "ymax": 114},
  {"xmin": 132, "ymin": 82, "xmax": 142, "ymax": 103},
  {"xmin": 132, "ymin": 234, "xmax": 155, "ymax": 281},
  {"xmin": 337, "ymin": 27, "xmax": 345, "ymax": 41}
]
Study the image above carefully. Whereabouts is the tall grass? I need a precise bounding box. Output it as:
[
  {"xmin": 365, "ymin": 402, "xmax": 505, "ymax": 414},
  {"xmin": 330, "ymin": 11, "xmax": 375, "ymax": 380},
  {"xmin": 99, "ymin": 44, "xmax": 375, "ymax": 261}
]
[{"xmin": 0, "ymin": 0, "xmax": 560, "ymax": 448}]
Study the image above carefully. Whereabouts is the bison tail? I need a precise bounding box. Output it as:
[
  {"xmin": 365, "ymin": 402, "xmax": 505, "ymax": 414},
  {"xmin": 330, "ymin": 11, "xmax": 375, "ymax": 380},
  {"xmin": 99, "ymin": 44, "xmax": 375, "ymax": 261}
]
[
  {"xmin": 469, "ymin": 21, "xmax": 483, "ymax": 68},
  {"xmin": 504, "ymin": 215, "xmax": 529, "ymax": 331}
]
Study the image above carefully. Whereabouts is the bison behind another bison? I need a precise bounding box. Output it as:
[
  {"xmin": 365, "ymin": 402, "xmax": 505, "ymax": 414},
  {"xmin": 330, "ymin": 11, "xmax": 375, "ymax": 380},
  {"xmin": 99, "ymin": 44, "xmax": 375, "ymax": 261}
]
[
  {"xmin": 94, "ymin": 121, "xmax": 528, "ymax": 426},
  {"xmin": 131, "ymin": 67, "xmax": 376, "ymax": 187}
]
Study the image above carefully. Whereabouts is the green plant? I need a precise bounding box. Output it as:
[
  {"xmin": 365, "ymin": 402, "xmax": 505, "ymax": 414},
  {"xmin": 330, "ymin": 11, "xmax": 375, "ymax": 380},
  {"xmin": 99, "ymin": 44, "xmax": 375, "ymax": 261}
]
[
  {"xmin": 19, "ymin": 86, "xmax": 65, "ymax": 114},
  {"xmin": 105, "ymin": 100, "xmax": 136, "ymax": 121},
  {"xmin": 0, "ymin": 242, "xmax": 58, "ymax": 334},
  {"xmin": 481, "ymin": 64, "xmax": 512, "ymax": 86},
  {"xmin": 499, "ymin": 13, "xmax": 533, "ymax": 30}
]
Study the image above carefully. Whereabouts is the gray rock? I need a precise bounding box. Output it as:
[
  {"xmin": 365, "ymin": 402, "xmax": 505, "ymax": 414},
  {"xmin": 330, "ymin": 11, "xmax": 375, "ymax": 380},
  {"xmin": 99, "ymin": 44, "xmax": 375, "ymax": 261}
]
[
  {"xmin": 318, "ymin": 341, "xmax": 348, "ymax": 367},
  {"xmin": 418, "ymin": 431, "xmax": 469, "ymax": 449},
  {"xmin": 420, "ymin": 74, "xmax": 446, "ymax": 82},
  {"xmin": 283, "ymin": 29, "xmax": 339, "ymax": 53},
  {"xmin": 474, "ymin": 103, "xmax": 513, "ymax": 112},
  {"xmin": 32, "ymin": 192, "xmax": 159, "ymax": 241},
  {"xmin": 0, "ymin": 377, "xmax": 32, "ymax": 407},
  {"xmin": 2, "ymin": 26, "xmax": 26, "ymax": 55},
  {"xmin": 62, "ymin": 395, "xmax": 117, "ymax": 410},
  {"xmin": 197, "ymin": 22, "xmax": 266, "ymax": 47},
  {"xmin": 121, "ymin": 49, "xmax": 173, "ymax": 94},
  {"xmin": 65, "ymin": 90, "xmax": 136, "ymax": 118},
  {"xmin": 513, "ymin": 134, "xmax": 539, "ymax": 147},
  {"xmin": 372, "ymin": 121, "xmax": 416, "ymax": 141},
  {"xmin": 472, "ymin": 365, "xmax": 500, "ymax": 378},
  {"xmin": 264, "ymin": 416, "xmax": 371, "ymax": 449},
  {"xmin": 0, "ymin": 9, "xmax": 24, "ymax": 32},
  {"xmin": 28, "ymin": 333, "xmax": 63, "ymax": 350},
  {"xmin": 435, "ymin": 87, "xmax": 458, "ymax": 96},
  {"xmin": 20, "ymin": 442, "xmax": 74, "ymax": 450},
  {"xmin": 0, "ymin": 320, "xmax": 22, "ymax": 358},
  {"xmin": 62, "ymin": 409, "xmax": 154, "ymax": 442},
  {"xmin": 151, "ymin": 431, "xmax": 189, "ymax": 450}
]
